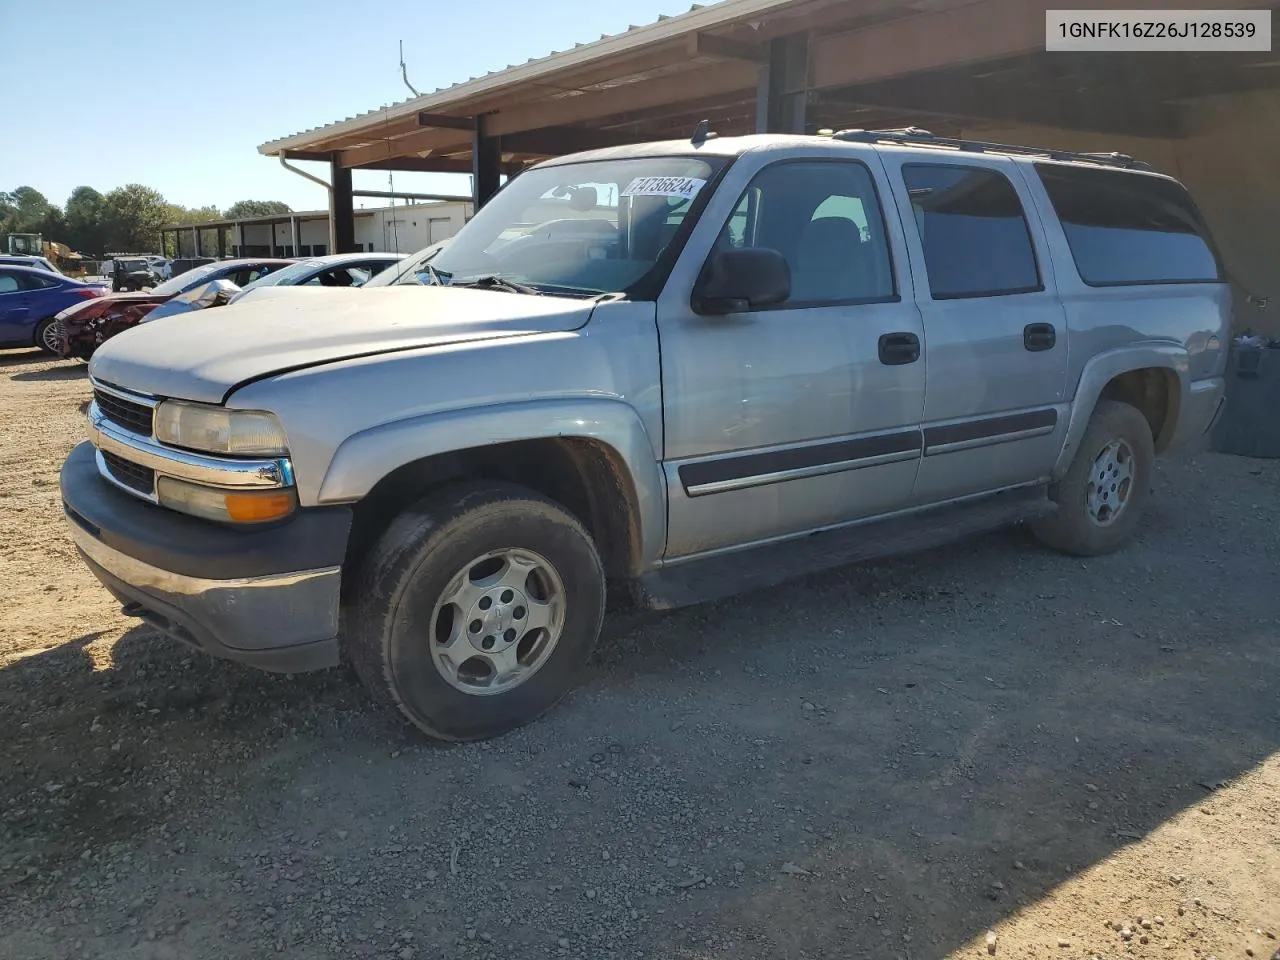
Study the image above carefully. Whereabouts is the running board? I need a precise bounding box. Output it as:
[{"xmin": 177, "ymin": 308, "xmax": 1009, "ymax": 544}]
[{"xmin": 635, "ymin": 485, "xmax": 1056, "ymax": 611}]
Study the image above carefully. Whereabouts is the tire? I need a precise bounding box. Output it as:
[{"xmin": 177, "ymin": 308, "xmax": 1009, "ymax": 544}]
[
  {"xmin": 347, "ymin": 481, "xmax": 606, "ymax": 741},
  {"xmin": 33, "ymin": 318, "xmax": 60, "ymax": 356},
  {"xmin": 1031, "ymin": 400, "xmax": 1154, "ymax": 556}
]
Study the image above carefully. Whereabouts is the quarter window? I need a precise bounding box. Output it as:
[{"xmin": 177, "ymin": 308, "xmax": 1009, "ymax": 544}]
[
  {"xmin": 1034, "ymin": 163, "xmax": 1221, "ymax": 285},
  {"xmin": 901, "ymin": 164, "xmax": 1041, "ymax": 299},
  {"xmin": 0, "ymin": 273, "xmax": 19, "ymax": 294},
  {"xmin": 715, "ymin": 160, "xmax": 895, "ymax": 305}
]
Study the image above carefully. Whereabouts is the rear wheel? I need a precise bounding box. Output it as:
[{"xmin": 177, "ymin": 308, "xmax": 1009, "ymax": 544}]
[
  {"xmin": 347, "ymin": 481, "xmax": 606, "ymax": 741},
  {"xmin": 34, "ymin": 318, "xmax": 60, "ymax": 355},
  {"xmin": 1031, "ymin": 400, "xmax": 1154, "ymax": 556}
]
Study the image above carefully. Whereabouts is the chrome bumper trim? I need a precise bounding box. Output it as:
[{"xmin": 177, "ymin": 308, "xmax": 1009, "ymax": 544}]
[
  {"xmin": 67, "ymin": 516, "xmax": 341, "ymax": 652},
  {"xmin": 89, "ymin": 404, "xmax": 294, "ymax": 491}
]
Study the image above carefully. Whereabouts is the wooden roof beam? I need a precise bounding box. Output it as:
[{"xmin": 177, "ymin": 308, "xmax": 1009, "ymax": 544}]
[
  {"xmin": 485, "ymin": 60, "xmax": 759, "ymax": 137},
  {"xmin": 810, "ymin": 0, "xmax": 1276, "ymax": 89},
  {"xmin": 339, "ymin": 127, "xmax": 471, "ymax": 168}
]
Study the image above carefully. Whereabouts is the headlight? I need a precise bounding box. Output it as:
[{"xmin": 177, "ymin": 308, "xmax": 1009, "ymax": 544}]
[
  {"xmin": 154, "ymin": 401, "xmax": 288, "ymax": 456},
  {"xmin": 156, "ymin": 477, "xmax": 297, "ymax": 524}
]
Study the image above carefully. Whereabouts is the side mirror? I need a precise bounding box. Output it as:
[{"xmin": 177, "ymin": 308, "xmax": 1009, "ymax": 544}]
[{"xmin": 693, "ymin": 247, "xmax": 790, "ymax": 315}]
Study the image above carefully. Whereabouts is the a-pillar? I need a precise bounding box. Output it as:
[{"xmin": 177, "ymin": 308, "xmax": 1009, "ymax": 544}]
[
  {"xmin": 329, "ymin": 155, "xmax": 356, "ymax": 254},
  {"xmin": 473, "ymin": 114, "xmax": 502, "ymax": 209},
  {"xmin": 757, "ymin": 34, "xmax": 809, "ymax": 134}
]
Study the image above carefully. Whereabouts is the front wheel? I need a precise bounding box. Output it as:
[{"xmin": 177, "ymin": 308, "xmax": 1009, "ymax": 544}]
[
  {"xmin": 1031, "ymin": 400, "xmax": 1154, "ymax": 556},
  {"xmin": 34, "ymin": 318, "xmax": 61, "ymax": 355},
  {"xmin": 347, "ymin": 481, "xmax": 606, "ymax": 741}
]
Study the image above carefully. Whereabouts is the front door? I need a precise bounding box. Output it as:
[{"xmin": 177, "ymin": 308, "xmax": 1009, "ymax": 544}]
[
  {"xmin": 0, "ymin": 270, "xmax": 32, "ymax": 346},
  {"xmin": 880, "ymin": 156, "xmax": 1071, "ymax": 504},
  {"xmin": 658, "ymin": 155, "xmax": 926, "ymax": 558}
]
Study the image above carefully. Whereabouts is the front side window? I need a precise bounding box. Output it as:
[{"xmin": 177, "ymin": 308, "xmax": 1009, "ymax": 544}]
[
  {"xmin": 1035, "ymin": 163, "xmax": 1221, "ymax": 285},
  {"xmin": 391, "ymin": 155, "xmax": 728, "ymax": 298},
  {"xmin": 714, "ymin": 160, "xmax": 896, "ymax": 305},
  {"xmin": 902, "ymin": 164, "xmax": 1041, "ymax": 299}
]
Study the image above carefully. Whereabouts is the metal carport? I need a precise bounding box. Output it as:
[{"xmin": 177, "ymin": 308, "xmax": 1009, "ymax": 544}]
[{"xmin": 258, "ymin": 0, "xmax": 1280, "ymax": 329}]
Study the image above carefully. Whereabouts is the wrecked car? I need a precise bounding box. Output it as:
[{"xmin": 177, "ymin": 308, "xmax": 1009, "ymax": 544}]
[{"xmin": 57, "ymin": 258, "xmax": 292, "ymax": 360}]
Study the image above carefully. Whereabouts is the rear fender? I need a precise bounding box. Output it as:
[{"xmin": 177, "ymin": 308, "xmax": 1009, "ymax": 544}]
[
  {"xmin": 1053, "ymin": 343, "xmax": 1189, "ymax": 479},
  {"xmin": 318, "ymin": 397, "xmax": 667, "ymax": 567}
]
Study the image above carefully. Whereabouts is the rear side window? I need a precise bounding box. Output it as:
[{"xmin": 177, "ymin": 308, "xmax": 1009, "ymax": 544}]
[
  {"xmin": 901, "ymin": 164, "xmax": 1041, "ymax": 299},
  {"xmin": 1034, "ymin": 164, "xmax": 1221, "ymax": 285}
]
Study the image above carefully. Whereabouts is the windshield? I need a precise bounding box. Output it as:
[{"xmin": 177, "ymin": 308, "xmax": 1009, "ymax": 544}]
[
  {"xmin": 389, "ymin": 155, "xmax": 726, "ymax": 297},
  {"xmin": 151, "ymin": 261, "xmax": 227, "ymax": 296},
  {"xmin": 239, "ymin": 258, "xmax": 322, "ymax": 292}
]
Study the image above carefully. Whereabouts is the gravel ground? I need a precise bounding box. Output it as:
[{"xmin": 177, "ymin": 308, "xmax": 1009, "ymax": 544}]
[{"xmin": 1, "ymin": 346, "xmax": 1277, "ymax": 960}]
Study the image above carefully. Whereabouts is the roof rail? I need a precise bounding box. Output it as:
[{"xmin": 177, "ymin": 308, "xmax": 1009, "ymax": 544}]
[{"xmin": 832, "ymin": 126, "xmax": 1151, "ymax": 171}]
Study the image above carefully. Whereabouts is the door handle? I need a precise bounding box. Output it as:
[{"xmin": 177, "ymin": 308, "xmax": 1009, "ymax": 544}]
[
  {"xmin": 1024, "ymin": 322, "xmax": 1057, "ymax": 352},
  {"xmin": 878, "ymin": 332, "xmax": 920, "ymax": 366}
]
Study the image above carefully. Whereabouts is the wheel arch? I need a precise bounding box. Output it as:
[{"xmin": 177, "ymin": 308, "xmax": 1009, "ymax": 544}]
[
  {"xmin": 1053, "ymin": 343, "xmax": 1189, "ymax": 479},
  {"xmin": 323, "ymin": 398, "xmax": 666, "ymax": 599}
]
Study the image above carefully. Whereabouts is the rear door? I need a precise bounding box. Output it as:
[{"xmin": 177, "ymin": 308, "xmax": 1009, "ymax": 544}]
[
  {"xmin": 657, "ymin": 152, "xmax": 926, "ymax": 557},
  {"xmin": 880, "ymin": 154, "xmax": 1070, "ymax": 504}
]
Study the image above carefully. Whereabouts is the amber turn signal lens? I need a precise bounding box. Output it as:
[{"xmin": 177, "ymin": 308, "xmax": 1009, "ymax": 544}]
[
  {"xmin": 224, "ymin": 491, "xmax": 297, "ymax": 523},
  {"xmin": 156, "ymin": 477, "xmax": 297, "ymax": 525}
]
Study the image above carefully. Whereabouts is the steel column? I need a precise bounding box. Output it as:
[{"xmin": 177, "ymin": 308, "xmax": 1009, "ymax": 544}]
[
  {"xmin": 329, "ymin": 157, "xmax": 356, "ymax": 254},
  {"xmin": 472, "ymin": 114, "xmax": 502, "ymax": 209},
  {"xmin": 216, "ymin": 225, "xmax": 226, "ymax": 259},
  {"xmin": 763, "ymin": 34, "xmax": 810, "ymax": 134},
  {"xmin": 193, "ymin": 226, "xmax": 201, "ymax": 258}
]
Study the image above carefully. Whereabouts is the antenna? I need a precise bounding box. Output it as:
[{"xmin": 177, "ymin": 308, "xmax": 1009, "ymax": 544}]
[
  {"xmin": 400, "ymin": 40, "xmax": 420, "ymax": 98},
  {"xmin": 691, "ymin": 119, "xmax": 718, "ymax": 144}
]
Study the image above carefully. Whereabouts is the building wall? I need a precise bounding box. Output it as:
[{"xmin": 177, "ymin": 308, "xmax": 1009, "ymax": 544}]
[
  {"xmin": 226, "ymin": 201, "xmax": 473, "ymax": 258},
  {"xmin": 963, "ymin": 88, "xmax": 1280, "ymax": 335},
  {"xmin": 353, "ymin": 202, "xmax": 471, "ymax": 254}
]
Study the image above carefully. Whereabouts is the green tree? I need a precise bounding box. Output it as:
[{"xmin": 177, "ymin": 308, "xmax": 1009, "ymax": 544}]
[
  {"xmin": 224, "ymin": 199, "xmax": 292, "ymax": 220},
  {"xmin": 1, "ymin": 185, "xmax": 55, "ymax": 236},
  {"xmin": 64, "ymin": 186, "xmax": 109, "ymax": 254},
  {"xmin": 102, "ymin": 184, "xmax": 169, "ymax": 253}
]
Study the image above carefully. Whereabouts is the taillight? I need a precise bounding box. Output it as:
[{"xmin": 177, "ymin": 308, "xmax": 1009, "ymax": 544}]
[{"xmin": 74, "ymin": 288, "xmax": 104, "ymax": 299}]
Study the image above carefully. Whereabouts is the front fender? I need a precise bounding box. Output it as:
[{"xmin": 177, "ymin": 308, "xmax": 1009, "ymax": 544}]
[
  {"xmin": 1053, "ymin": 342, "xmax": 1189, "ymax": 479},
  {"xmin": 317, "ymin": 396, "xmax": 667, "ymax": 568}
]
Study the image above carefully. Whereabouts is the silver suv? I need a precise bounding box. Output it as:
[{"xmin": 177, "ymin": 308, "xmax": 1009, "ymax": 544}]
[{"xmin": 60, "ymin": 129, "xmax": 1229, "ymax": 741}]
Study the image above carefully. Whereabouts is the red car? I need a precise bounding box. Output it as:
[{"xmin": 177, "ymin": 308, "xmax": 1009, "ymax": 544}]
[{"xmin": 57, "ymin": 258, "xmax": 292, "ymax": 360}]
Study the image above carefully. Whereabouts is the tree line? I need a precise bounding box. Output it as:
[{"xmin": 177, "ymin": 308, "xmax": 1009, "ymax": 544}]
[{"xmin": 0, "ymin": 185, "xmax": 292, "ymax": 257}]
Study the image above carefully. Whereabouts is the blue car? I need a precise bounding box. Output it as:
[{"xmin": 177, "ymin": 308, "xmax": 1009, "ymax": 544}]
[{"xmin": 0, "ymin": 265, "xmax": 109, "ymax": 354}]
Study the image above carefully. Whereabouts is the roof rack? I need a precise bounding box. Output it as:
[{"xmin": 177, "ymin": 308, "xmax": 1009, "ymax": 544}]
[{"xmin": 831, "ymin": 126, "xmax": 1151, "ymax": 171}]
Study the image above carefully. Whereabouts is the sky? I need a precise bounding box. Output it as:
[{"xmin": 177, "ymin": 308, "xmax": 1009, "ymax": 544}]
[{"xmin": 0, "ymin": 0, "xmax": 709, "ymax": 214}]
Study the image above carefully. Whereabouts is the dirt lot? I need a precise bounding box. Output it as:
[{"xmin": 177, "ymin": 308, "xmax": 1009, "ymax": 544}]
[{"xmin": 1, "ymin": 346, "xmax": 1277, "ymax": 960}]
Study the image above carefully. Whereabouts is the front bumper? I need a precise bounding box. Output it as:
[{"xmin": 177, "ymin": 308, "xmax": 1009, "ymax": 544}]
[{"xmin": 61, "ymin": 442, "xmax": 351, "ymax": 673}]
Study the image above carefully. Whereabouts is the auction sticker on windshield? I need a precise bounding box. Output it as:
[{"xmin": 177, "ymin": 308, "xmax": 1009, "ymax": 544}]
[{"xmin": 621, "ymin": 176, "xmax": 707, "ymax": 200}]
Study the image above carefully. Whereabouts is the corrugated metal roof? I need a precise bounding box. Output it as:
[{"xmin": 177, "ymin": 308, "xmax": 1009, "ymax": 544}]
[{"xmin": 257, "ymin": 0, "xmax": 801, "ymax": 155}]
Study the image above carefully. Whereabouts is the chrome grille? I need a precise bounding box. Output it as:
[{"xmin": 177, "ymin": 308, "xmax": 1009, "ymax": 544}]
[
  {"xmin": 94, "ymin": 387, "xmax": 153, "ymax": 436},
  {"xmin": 101, "ymin": 450, "xmax": 155, "ymax": 496}
]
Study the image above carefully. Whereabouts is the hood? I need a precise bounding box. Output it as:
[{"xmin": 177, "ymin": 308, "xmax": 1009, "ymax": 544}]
[{"xmin": 89, "ymin": 285, "xmax": 596, "ymax": 403}]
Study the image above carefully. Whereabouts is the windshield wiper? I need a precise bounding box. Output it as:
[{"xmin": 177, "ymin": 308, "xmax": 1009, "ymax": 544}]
[{"xmin": 453, "ymin": 275, "xmax": 542, "ymax": 296}]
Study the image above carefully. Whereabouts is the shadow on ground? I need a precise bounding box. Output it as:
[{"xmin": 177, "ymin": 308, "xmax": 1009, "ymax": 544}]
[
  {"xmin": 10, "ymin": 363, "xmax": 87, "ymax": 382},
  {"xmin": 0, "ymin": 451, "xmax": 1276, "ymax": 959},
  {"xmin": 0, "ymin": 348, "xmax": 53, "ymax": 369}
]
